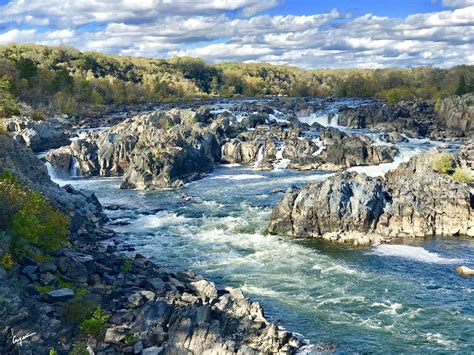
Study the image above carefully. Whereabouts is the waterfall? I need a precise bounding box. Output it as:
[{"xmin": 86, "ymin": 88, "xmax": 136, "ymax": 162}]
[
  {"xmin": 329, "ymin": 114, "xmax": 339, "ymax": 127},
  {"xmin": 274, "ymin": 145, "xmax": 290, "ymax": 170},
  {"xmin": 69, "ymin": 157, "xmax": 81, "ymax": 177},
  {"xmin": 254, "ymin": 145, "xmax": 265, "ymax": 168}
]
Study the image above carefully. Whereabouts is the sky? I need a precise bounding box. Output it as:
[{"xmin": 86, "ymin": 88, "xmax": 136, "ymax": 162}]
[{"xmin": 0, "ymin": 0, "xmax": 472, "ymax": 69}]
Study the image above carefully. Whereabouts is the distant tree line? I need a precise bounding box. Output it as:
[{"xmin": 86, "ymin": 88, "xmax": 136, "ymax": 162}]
[{"xmin": 0, "ymin": 44, "xmax": 472, "ymax": 118}]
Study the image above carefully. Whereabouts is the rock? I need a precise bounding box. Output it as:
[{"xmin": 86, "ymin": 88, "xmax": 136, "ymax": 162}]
[
  {"xmin": 104, "ymin": 327, "xmax": 127, "ymax": 345},
  {"xmin": 142, "ymin": 346, "xmax": 163, "ymax": 355},
  {"xmin": 5, "ymin": 117, "xmax": 70, "ymax": 152},
  {"xmin": 189, "ymin": 279, "xmax": 218, "ymax": 299},
  {"xmin": 380, "ymin": 131, "xmax": 408, "ymax": 143},
  {"xmin": 46, "ymin": 288, "xmax": 75, "ymax": 302},
  {"xmin": 456, "ymin": 266, "xmax": 474, "ymax": 276},
  {"xmin": 269, "ymin": 148, "xmax": 474, "ymax": 244},
  {"xmin": 48, "ymin": 109, "xmax": 222, "ymax": 190},
  {"xmin": 438, "ymin": 93, "xmax": 473, "ymax": 134}
]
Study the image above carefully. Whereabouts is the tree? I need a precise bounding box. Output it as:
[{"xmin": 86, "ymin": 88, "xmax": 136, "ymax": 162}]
[{"xmin": 455, "ymin": 75, "xmax": 467, "ymax": 96}]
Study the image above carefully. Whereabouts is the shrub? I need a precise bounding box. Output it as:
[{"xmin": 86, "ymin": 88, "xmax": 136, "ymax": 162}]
[
  {"xmin": 431, "ymin": 153, "xmax": 453, "ymax": 174},
  {"xmin": 49, "ymin": 347, "xmax": 58, "ymax": 355},
  {"xmin": 31, "ymin": 107, "xmax": 46, "ymax": 121},
  {"xmin": 70, "ymin": 343, "xmax": 89, "ymax": 355},
  {"xmin": 0, "ymin": 253, "xmax": 14, "ymax": 270},
  {"xmin": 451, "ymin": 168, "xmax": 474, "ymax": 183},
  {"xmin": 0, "ymin": 172, "xmax": 69, "ymax": 257},
  {"xmin": 61, "ymin": 300, "xmax": 97, "ymax": 326},
  {"xmin": 124, "ymin": 332, "xmax": 137, "ymax": 345},
  {"xmin": 120, "ymin": 258, "xmax": 132, "ymax": 273},
  {"xmin": 80, "ymin": 306, "xmax": 110, "ymax": 337},
  {"xmin": 0, "ymin": 119, "xmax": 7, "ymax": 135}
]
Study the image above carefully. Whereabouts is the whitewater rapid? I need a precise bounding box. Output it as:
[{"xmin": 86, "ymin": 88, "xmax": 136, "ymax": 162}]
[{"xmin": 43, "ymin": 99, "xmax": 473, "ymax": 353}]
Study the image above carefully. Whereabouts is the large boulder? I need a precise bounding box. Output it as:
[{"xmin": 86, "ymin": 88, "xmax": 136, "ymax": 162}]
[
  {"xmin": 268, "ymin": 148, "xmax": 474, "ymax": 244},
  {"xmin": 438, "ymin": 93, "xmax": 473, "ymax": 134},
  {"xmin": 5, "ymin": 117, "xmax": 69, "ymax": 152},
  {"xmin": 47, "ymin": 109, "xmax": 222, "ymax": 190}
]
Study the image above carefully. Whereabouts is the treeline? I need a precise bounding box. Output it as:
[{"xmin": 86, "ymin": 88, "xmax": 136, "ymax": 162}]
[{"xmin": 0, "ymin": 44, "xmax": 473, "ymax": 117}]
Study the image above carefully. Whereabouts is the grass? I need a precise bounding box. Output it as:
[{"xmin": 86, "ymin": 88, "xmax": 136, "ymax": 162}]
[
  {"xmin": 34, "ymin": 285, "xmax": 55, "ymax": 294},
  {"xmin": 61, "ymin": 300, "xmax": 98, "ymax": 326}
]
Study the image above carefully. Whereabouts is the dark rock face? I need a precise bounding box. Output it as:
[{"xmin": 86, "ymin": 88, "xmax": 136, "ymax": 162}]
[
  {"xmin": 337, "ymin": 101, "xmax": 435, "ymax": 138},
  {"xmin": 438, "ymin": 93, "xmax": 473, "ymax": 133},
  {"xmin": 337, "ymin": 96, "xmax": 474, "ymax": 140},
  {"xmin": 221, "ymin": 126, "xmax": 398, "ymax": 172},
  {"xmin": 48, "ymin": 109, "xmax": 223, "ymax": 190},
  {"xmin": 5, "ymin": 117, "xmax": 70, "ymax": 152},
  {"xmin": 315, "ymin": 128, "xmax": 398, "ymax": 170},
  {"xmin": 0, "ymin": 134, "xmax": 302, "ymax": 354},
  {"xmin": 268, "ymin": 148, "xmax": 474, "ymax": 244}
]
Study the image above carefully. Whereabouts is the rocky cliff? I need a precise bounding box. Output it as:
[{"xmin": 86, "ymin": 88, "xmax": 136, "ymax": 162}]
[
  {"xmin": 4, "ymin": 117, "xmax": 70, "ymax": 152},
  {"xmin": 438, "ymin": 93, "xmax": 473, "ymax": 133},
  {"xmin": 268, "ymin": 147, "xmax": 474, "ymax": 245}
]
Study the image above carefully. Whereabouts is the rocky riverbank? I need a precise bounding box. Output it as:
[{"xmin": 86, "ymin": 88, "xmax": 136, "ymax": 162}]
[
  {"xmin": 46, "ymin": 105, "xmax": 400, "ymax": 190},
  {"xmin": 337, "ymin": 93, "xmax": 474, "ymax": 140},
  {"xmin": 268, "ymin": 145, "xmax": 474, "ymax": 245},
  {"xmin": 0, "ymin": 134, "xmax": 302, "ymax": 354}
]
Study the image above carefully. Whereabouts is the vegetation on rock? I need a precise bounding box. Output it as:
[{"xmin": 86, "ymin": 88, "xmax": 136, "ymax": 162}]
[
  {"xmin": 431, "ymin": 153, "xmax": 454, "ymax": 174},
  {"xmin": 0, "ymin": 171, "xmax": 69, "ymax": 259},
  {"xmin": 451, "ymin": 168, "xmax": 474, "ymax": 183}
]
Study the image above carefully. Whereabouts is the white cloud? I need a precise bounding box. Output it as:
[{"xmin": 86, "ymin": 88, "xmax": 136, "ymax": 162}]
[{"xmin": 0, "ymin": 1, "xmax": 472, "ymax": 68}]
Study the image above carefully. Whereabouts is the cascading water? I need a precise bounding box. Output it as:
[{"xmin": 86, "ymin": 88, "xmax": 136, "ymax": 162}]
[
  {"xmin": 253, "ymin": 144, "xmax": 265, "ymax": 168},
  {"xmin": 69, "ymin": 157, "xmax": 81, "ymax": 177}
]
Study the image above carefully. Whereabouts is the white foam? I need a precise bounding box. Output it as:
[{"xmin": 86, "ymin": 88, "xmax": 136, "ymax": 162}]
[
  {"xmin": 209, "ymin": 174, "xmax": 266, "ymax": 180},
  {"xmin": 298, "ymin": 113, "xmax": 330, "ymax": 126},
  {"xmin": 348, "ymin": 146, "xmax": 422, "ymax": 177},
  {"xmin": 371, "ymin": 245, "xmax": 463, "ymax": 264}
]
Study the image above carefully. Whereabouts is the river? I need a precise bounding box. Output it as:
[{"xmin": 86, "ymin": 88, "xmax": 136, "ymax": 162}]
[{"xmin": 45, "ymin": 99, "xmax": 474, "ymax": 353}]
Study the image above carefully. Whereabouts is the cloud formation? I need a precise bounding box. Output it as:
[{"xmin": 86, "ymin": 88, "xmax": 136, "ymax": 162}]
[{"xmin": 0, "ymin": 0, "xmax": 472, "ymax": 69}]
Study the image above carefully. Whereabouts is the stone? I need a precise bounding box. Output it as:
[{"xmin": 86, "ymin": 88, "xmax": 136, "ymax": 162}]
[
  {"xmin": 142, "ymin": 346, "xmax": 163, "ymax": 355},
  {"xmin": 190, "ymin": 279, "xmax": 218, "ymax": 299},
  {"xmin": 269, "ymin": 148, "xmax": 474, "ymax": 244},
  {"xmin": 456, "ymin": 266, "xmax": 474, "ymax": 276},
  {"xmin": 46, "ymin": 288, "xmax": 75, "ymax": 302}
]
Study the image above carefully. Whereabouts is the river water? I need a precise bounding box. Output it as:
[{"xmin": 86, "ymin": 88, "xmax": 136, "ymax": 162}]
[{"xmin": 46, "ymin": 99, "xmax": 474, "ymax": 353}]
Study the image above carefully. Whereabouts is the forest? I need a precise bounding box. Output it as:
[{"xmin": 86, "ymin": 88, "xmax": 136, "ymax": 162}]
[{"xmin": 0, "ymin": 44, "xmax": 473, "ymax": 118}]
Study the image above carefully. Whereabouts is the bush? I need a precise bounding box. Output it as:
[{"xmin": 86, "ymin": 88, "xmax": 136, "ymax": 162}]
[
  {"xmin": 0, "ymin": 253, "xmax": 14, "ymax": 270},
  {"xmin": 70, "ymin": 343, "xmax": 89, "ymax": 355},
  {"xmin": 431, "ymin": 153, "xmax": 453, "ymax": 174},
  {"xmin": 0, "ymin": 172, "xmax": 70, "ymax": 256},
  {"xmin": 61, "ymin": 300, "xmax": 98, "ymax": 326},
  {"xmin": 451, "ymin": 168, "xmax": 474, "ymax": 183},
  {"xmin": 120, "ymin": 258, "xmax": 132, "ymax": 273},
  {"xmin": 31, "ymin": 107, "xmax": 46, "ymax": 121},
  {"xmin": 80, "ymin": 306, "xmax": 110, "ymax": 337}
]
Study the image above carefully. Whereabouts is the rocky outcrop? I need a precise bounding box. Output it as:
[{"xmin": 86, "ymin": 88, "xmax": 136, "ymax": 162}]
[
  {"xmin": 48, "ymin": 109, "xmax": 224, "ymax": 190},
  {"xmin": 0, "ymin": 134, "xmax": 303, "ymax": 354},
  {"xmin": 0, "ymin": 135, "xmax": 108, "ymax": 241},
  {"xmin": 222, "ymin": 126, "xmax": 398, "ymax": 172},
  {"xmin": 5, "ymin": 117, "xmax": 70, "ymax": 152},
  {"xmin": 438, "ymin": 93, "xmax": 473, "ymax": 133},
  {"xmin": 268, "ymin": 148, "xmax": 474, "ymax": 245}
]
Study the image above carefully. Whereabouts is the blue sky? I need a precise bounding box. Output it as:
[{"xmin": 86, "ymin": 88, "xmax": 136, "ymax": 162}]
[{"xmin": 0, "ymin": 0, "xmax": 472, "ymax": 68}]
